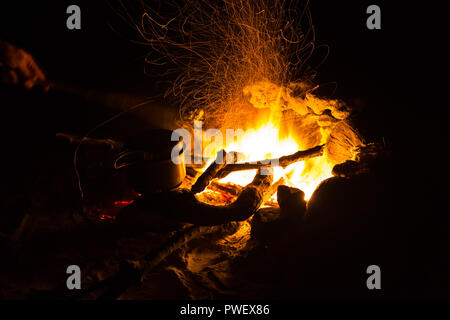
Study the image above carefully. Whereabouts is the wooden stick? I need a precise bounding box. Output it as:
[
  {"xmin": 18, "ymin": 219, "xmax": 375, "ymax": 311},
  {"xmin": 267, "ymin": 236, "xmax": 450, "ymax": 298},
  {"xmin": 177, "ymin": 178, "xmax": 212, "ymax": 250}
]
[
  {"xmin": 190, "ymin": 150, "xmax": 227, "ymax": 194},
  {"xmin": 139, "ymin": 222, "xmax": 240, "ymax": 274},
  {"xmin": 215, "ymin": 144, "xmax": 324, "ymax": 179},
  {"xmin": 190, "ymin": 150, "xmax": 244, "ymax": 194},
  {"xmin": 95, "ymin": 222, "xmax": 241, "ymax": 300}
]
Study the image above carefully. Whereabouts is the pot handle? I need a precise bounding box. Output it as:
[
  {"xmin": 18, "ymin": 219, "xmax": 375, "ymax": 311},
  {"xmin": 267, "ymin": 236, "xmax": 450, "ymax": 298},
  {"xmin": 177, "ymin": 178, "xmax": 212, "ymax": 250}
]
[{"xmin": 114, "ymin": 151, "xmax": 145, "ymax": 170}]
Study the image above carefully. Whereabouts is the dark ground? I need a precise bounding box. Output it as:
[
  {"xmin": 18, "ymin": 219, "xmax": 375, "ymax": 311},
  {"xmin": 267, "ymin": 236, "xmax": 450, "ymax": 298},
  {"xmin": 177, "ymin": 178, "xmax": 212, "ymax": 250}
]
[{"xmin": 0, "ymin": 0, "xmax": 449, "ymax": 300}]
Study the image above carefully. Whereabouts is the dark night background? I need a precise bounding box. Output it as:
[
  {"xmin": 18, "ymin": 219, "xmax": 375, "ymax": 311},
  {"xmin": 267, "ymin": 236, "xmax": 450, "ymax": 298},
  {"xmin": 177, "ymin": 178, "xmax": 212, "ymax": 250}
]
[
  {"xmin": 0, "ymin": 1, "xmax": 448, "ymax": 159},
  {"xmin": 0, "ymin": 1, "xmax": 448, "ymax": 143},
  {"xmin": 0, "ymin": 0, "xmax": 448, "ymax": 301}
]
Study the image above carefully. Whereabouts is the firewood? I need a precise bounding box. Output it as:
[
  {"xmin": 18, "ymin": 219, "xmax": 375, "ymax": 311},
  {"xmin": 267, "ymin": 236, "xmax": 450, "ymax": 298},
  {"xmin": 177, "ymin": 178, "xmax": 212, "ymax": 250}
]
[
  {"xmin": 96, "ymin": 176, "xmax": 283, "ymax": 300},
  {"xmin": 190, "ymin": 149, "xmax": 228, "ymax": 194},
  {"xmin": 215, "ymin": 144, "xmax": 324, "ymax": 179},
  {"xmin": 190, "ymin": 150, "xmax": 244, "ymax": 194},
  {"xmin": 29, "ymin": 171, "xmax": 280, "ymax": 300},
  {"xmin": 196, "ymin": 186, "xmax": 238, "ymax": 205},
  {"xmin": 209, "ymin": 181, "xmax": 243, "ymax": 196},
  {"xmin": 277, "ymin": 144, "xmax": 325, "ymax": 167},
  {"xmin": 130, "ymin": 167, "xmax": 275, "ymax": 226}
]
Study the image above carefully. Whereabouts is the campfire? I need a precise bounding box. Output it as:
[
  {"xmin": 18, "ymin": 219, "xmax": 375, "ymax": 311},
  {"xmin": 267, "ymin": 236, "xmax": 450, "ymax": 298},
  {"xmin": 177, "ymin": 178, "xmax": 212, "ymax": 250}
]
[
  {"xmin": 70, "ymin": 0, "xmax": 365, "ymax": 298},
  {"xmin": 124, "ymin": 0, "xmax": 364, "ymax": 207},
  {"xmin": 188, "ymin": 80, "xmax": 363, "ymax": 207},
  {"xmin": 0, "ymin": 0, "xmax": 379, "ymax": 300},
  {"xmin": 3, "ymin": 0, "xmax": 442, "ymax": 302}
]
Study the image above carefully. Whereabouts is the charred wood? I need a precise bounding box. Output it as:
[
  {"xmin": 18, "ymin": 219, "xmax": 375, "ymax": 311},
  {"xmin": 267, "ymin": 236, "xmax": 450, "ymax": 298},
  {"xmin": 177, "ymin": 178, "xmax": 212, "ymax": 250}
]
[
  {"xmin": 126, "ymin": 167, "xmax": 275, "ymax": 226},
  {"xmin": 190, "ymin": 150, "xmax": 228, "ymax": 194}
]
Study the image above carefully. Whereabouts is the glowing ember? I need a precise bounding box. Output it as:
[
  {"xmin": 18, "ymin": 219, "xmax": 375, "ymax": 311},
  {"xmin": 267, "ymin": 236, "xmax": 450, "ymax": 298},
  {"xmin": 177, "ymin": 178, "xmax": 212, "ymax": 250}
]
[{"xmin": 99, "ymin": 198, "xmax": 139, "ymax": 221}]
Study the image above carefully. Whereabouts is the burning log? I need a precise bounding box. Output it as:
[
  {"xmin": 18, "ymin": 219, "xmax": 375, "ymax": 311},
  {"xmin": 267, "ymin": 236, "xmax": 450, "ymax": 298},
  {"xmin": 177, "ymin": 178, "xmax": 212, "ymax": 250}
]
[
  {"xmin": 71, "ymin": 171, "xmax": 282, "ymax": 300},
  {"xmin": 127, "ymin": 167, "xmax": 276, "ymax": 226},
  {"xmin": 190, "ymin": 150, "xmax": 228, "ymax": 194},
  {"xmin": 210, "ymin": 181, "xmax": 243, "ymax": 197},
  {"xmin": 92, "ymin": 175, "xmax": 285, "ymax": 300},
  {"xmin": 196, "ymin": 184, "xmax": 239, "ymax": 206},
  {"xmin": 190, "ymin": 150, "xmax": 244, "ymax": 194},
  {"xmin": 215, "ymin": 144, "xmax": 325, "ymax": 179},
  {"xmin": 190, "ymin": 144, "xmax": 324, "ymax": 195}
]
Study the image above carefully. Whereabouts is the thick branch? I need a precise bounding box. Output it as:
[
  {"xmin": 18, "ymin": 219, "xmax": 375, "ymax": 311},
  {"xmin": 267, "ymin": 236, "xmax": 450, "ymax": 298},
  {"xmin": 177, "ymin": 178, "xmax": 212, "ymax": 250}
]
[
  {"xmin": 127, "ymin": 167, "xmax": 274, "ymax": 226},
  {"xmin": 29, "ymin": 171, "xmax": 280, "ymax": 300},
  {"xmin": 96, "ymin": 173, "xmax": 281, "ymax": 299}
]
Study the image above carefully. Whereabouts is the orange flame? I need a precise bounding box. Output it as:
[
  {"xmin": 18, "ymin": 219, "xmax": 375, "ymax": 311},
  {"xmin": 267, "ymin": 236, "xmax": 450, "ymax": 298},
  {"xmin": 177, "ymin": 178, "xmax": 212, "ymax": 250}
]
[{"xmin": 216, "ymin": 121, "xmax": 333, "ymax": 200}]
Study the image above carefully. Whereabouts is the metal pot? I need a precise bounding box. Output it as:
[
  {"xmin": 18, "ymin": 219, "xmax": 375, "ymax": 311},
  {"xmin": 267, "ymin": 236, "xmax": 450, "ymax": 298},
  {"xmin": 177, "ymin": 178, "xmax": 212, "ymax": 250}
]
[{"xmin": 114, "ymin": 129, "xmax": 186, "ymax": 193}]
